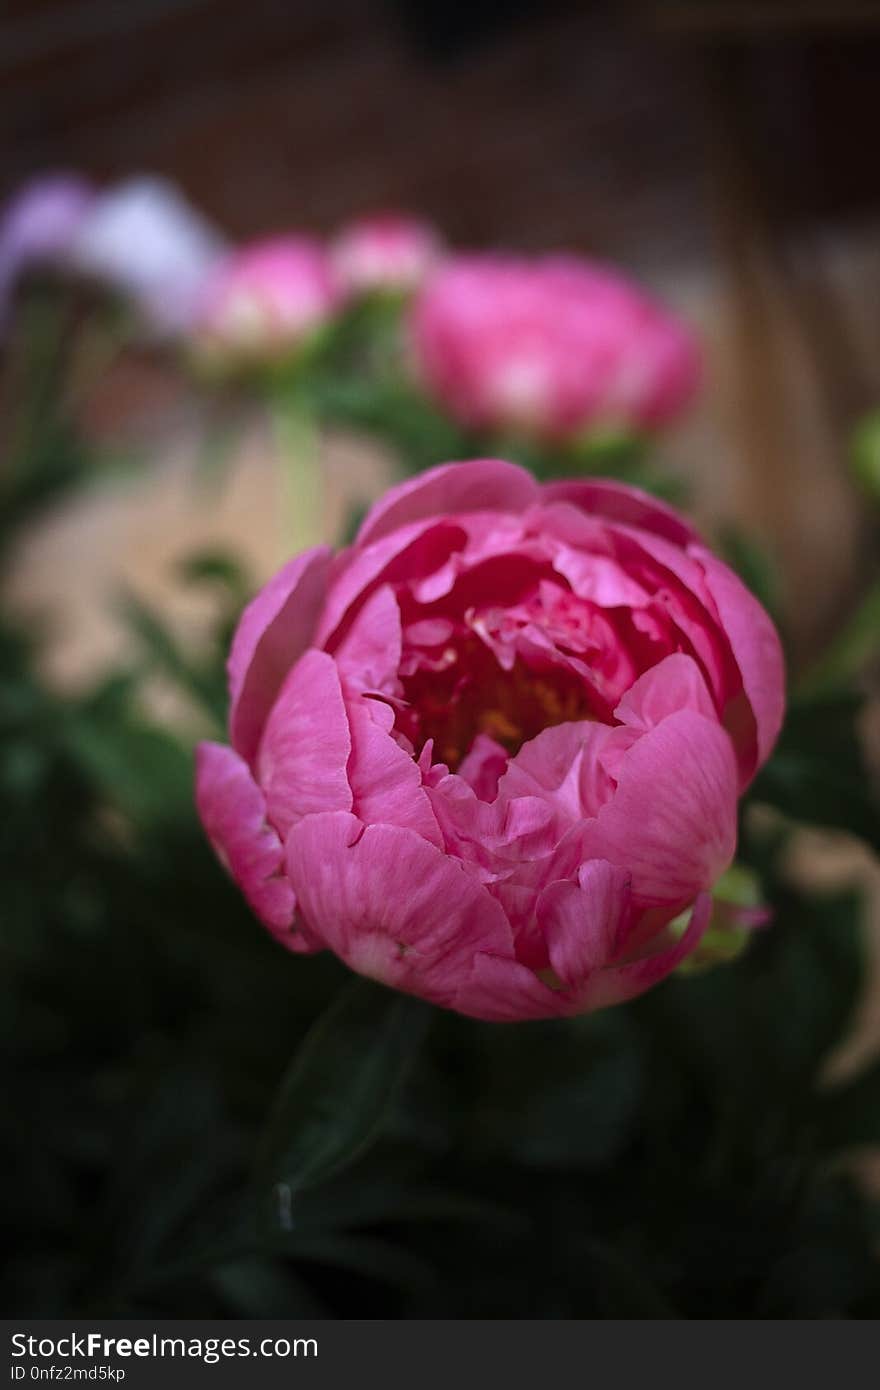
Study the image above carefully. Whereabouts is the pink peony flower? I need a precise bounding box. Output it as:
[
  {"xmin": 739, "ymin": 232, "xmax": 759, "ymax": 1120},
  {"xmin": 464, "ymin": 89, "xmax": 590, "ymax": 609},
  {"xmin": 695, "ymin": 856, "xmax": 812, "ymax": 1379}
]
[
  {"xmin": 332, "ymin": 213, "xmax": 443, "ymax": 295},
  {"xmin": 196, "ymin": 459, "xmax": 784, "ymax": 1021},
  {"xmin": 410, "ymin": 254, "xmax": 702, "ymax": 441},
  {"xmin": 0, "ymin": 173, "xmax": 95, "ymax": 325},
  {"xmin": 191, "ymin": 236, "xmax": 343, "ymax": 368}
]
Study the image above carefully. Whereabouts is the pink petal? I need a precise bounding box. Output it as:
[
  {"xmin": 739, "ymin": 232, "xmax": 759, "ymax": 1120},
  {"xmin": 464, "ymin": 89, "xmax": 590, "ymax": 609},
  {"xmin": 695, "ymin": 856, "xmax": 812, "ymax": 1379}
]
[
  {"xmin": 228, "ymin": 546, "xmax": 332, "ymax": 763},
  {"xmin": 689, "ymin": 546, "xmax": 785, "ymax": 775},
  {"xmin": 332, "ymin": 583, "xmax": 402, "ymax": 693},
  {"xmin": 195, "ymin": 741, "xmax": 318, "ymax": 952},
  {"xmin": 454, "ymin": 887, "xmax": 712, "ymax": 1019},
  {"xmin": 542, "ymin": 478, "xmax": 702, "ymax": 546},
  {"xmin": 316, "ymin": 518, "xmax": 467, "ymax": 648},
  {"xmin": 452, "ymin": 951, "xmax": 563, "ymax": 1022},
  {"xmin": 285, "ymin": 811, "xmax": 514, "ymax": 1007},
  {"xmin": 423, "ymin": 768, "xmax": 503, "ymax": 875},
  {"xmin": 581, "ymin": 709, "xmax": 738, "ymax": 909},
  {"xmin": 257, "ymin": 649, "xmax": 352, "ymax": 837},
  {"xmin": 577, "ymin": 892, "xmax": 712, "ymax": 1009},
  {"xmin": 615, "ymin": 652, "xmax": 718, "ymax": 730},
  {"xmin": 498, "ymin": 720, "xmax": 617, "ymax": 824},
  {"xmin": 597, "ymin": 522, "xmax": 746, "ymax": 724},
  {"xmin": 547, "ymin": 543, "xmax": 652, "ymax": 608},
  {"xmin": 346, "ymin": 694, "xmax": 443, "ymax": 846},
  {"xmin": 538, "ymin": 859, "xmax": 632, "ymax": 987},
  {"xmin": 355, "ymin": 457, "xmax": 539, "ymax": 547},
  {"xmin": 457, "ymin": 733, "xmax": 509, "ymax": 801}
]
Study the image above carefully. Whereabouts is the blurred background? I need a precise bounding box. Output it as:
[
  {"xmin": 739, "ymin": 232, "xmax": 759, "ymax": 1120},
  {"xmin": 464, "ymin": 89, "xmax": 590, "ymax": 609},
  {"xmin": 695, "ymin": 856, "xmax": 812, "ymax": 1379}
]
[
  {"xmin": 2, "ymin": 0, "xmax": 880, "ymax": 1319},
  {"xmin": 4, "ymin": 0, "xmax": 880, "ymax": 669}
]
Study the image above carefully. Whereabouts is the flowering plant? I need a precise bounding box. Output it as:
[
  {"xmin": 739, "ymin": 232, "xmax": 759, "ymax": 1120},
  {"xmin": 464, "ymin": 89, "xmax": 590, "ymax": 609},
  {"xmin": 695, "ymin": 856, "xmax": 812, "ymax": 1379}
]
[
  {"xmin": 197, "ymin": 460, "xmax": 783, "ymax": 1019},
  {"xmin": 3, "ymin": 171, "xmax": 880, "ymax": 1321}
]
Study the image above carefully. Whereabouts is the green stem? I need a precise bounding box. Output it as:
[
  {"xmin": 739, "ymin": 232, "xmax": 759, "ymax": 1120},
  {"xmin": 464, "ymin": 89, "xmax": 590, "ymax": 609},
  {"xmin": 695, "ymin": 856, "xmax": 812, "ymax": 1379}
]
[{"xmin": 270, "ymin": 391, "xmax": 322, "ymax": 555}]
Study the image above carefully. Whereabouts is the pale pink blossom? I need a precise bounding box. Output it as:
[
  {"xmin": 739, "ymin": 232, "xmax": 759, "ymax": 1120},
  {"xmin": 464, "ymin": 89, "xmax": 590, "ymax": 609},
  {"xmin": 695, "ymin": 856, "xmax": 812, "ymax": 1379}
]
[
  {"xmin": 332, "ymin": 214, "xmax": 442, "ymax": 295},
  {"xmin": 196, "ymin": 460, "xmax": 784, "ymax": 1020},
  {"xmin": 410, "ymin": 255, "xmax": 701, "ymax": 440},
  {"xmin": 190, "ymin": 235, "xmax": 344, "ymax": 368}
]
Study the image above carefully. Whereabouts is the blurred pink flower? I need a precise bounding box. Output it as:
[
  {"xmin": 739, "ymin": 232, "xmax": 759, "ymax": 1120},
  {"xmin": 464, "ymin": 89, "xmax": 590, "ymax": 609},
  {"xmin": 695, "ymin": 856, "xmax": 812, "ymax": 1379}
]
[
  {"xmin": 70, "ymin": 176, "xmax": 226, "ymax": 335},
  {"xmin": 0, "ymin": 173, "xmax": 95, "ymax": 324},
  {"xmin": 332, "ymin": 213, "xmax": 443, "ymax": 295},
  {"xmin": 410, "ymin": 254, "xmax": 702, "ymax": 441},
  {"xmin": 191, "ymin": 236, "xmax": 344, "ymax": 368},
  {"xmin": 196, "ymin": 459, "xmax": 784, "ymax": 1020}
]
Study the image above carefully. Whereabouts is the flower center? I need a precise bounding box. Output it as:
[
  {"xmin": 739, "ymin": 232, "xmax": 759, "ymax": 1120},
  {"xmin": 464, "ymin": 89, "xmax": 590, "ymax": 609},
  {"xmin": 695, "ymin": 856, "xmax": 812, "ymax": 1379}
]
[
  {"xmin": 391, "ymin": 579, "xmax": 635, "ymax": 770},
  {"xmin": 397, "ymin": 634, "xmax": 595, "ymax": 769}
]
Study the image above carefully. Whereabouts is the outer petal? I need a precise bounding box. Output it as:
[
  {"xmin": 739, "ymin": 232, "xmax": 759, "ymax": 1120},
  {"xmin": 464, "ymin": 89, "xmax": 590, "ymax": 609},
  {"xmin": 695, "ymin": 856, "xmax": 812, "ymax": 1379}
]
[
  {"xmin": 257, "ymin": 649, "xmax": 352, "ymax": 837},
  {"xmin": 285, "ymin": 811, "xmax": 513, "ymax": 1007},
  {"xmin": 454, "ymin": 885, "xmax": 712, "ymax": 1020},
  {"xmin": 355, "ymin": 457, "xmax": 539, "ymax": 547},
  {"xmin": 229, "ymin": 546, "xmax": 332, "ymax": 763},
  {"xmin": 452, "ymin": 952, "xmax": 563, "ymax": 1022},
  {"xmin": 576, "ymin": 892, "xmax": 712, "ymax": 1009},
  {"xmin": 539, "ymin": 859, "xmax": 632, "ymax": 987},
  {"xmin": 195, "ymin": 741, "xmax": 318, "ymax": 952},
  {"xmin": 581, "ymin": 709, "xmax": 738, "ymax": 909},
  {"xmin": 541, "ymin": 478, "xmax": 702, "ymax": 547},
  {"xmin": 689, "ymin": 546, "xmax": 785, "ymax": 773}
]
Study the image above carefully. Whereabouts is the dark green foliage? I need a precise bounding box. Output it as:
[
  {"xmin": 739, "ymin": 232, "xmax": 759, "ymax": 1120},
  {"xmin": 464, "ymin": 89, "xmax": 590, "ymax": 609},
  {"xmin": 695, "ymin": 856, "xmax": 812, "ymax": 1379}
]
[
  {"xmin": 0, "ymin": 290, "xmax": 93, "ymax": 557},
  {"xmin": 751, "ymin": 692, "xmax": 880, "ymax": 854},
  {"xmin": 2, "ymin": 604, "xmax": 880, "ymax": 1318}
]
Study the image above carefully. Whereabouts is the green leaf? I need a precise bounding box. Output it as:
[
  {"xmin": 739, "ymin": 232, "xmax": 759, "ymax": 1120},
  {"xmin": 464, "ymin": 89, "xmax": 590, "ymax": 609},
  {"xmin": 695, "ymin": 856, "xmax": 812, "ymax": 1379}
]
[
  {"xmin": 62, "ymin": 707, "xmax": 193, "ymax": 827},
  {"xmin": 851, "ymin": 408, "xmax": 880, "ymax": 501},
  {"xmin": 176, "ymin": 548, "xmax": 250, "ymax": 600},
  {"xmin": 508, "ymin": 1014, "xmax": 642, "ymax": 1171},
  {"xmin": 749, "ymin": 889, "xmax": 864, "ymax": 1087},
  {"xmin": 798, "ymin": 581, "xmax": 880, "ymax": 699},
  {"xmin": 118, "ymin": 590, "xmax": 226, "ymax": 730},
  {"xmin": 210, "ymin": 1257, "xmax": 326, "ymax": 1317},
  {"xmin": 253, "ymin": 979, "xmax": 431, "ymax": 1223},
  {"xmin": 749, "ymin": 693, "xmax": 880, "ymax": 851},
  {"xmin": 581, "ymin": 1240, "xmax": 679, "ymax": 1318},
  {"xmin": 275, "ymin": 1232, "xmax": 436, "ymax": 1292}
]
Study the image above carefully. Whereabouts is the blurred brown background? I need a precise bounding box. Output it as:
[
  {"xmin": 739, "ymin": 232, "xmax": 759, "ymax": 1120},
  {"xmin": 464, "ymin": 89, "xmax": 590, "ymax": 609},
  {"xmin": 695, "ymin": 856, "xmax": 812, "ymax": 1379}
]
[{"xmin": 3, "ymin": 0, "xmax": 880, "ymax": 675}]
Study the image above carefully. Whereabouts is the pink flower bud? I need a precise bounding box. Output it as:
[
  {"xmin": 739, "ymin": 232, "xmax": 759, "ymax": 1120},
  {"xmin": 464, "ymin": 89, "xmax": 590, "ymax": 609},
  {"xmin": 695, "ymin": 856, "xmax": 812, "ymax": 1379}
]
[
  {"xmin": 332, "ymin": 214, "xmax": 443, "ymax": 295},
  {"xmin": 190, "ymin": 236, "xmax": 343, "ymax": 369}
]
